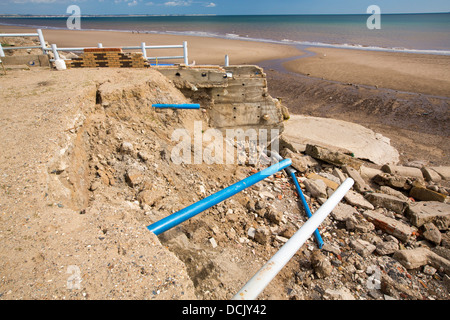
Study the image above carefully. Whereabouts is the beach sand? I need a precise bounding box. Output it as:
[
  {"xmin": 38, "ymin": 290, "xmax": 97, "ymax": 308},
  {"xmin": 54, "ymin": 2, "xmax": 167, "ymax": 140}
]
[{"xmin": 283, "ymin": 47, "xmax": 450, "ymax": 98}]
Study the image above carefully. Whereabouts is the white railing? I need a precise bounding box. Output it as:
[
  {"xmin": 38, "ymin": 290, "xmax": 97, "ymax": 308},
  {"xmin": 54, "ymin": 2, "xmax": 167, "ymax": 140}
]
[
  {"xmin": 0, "ymin": 29, "xmax": 48, "ymax": 57},
  {"xmin": 1, "ymin": 29, "xmax": 189, "ymax": 65},
  {"xmin": 50, "ymin": 41, "xmax": 188, "ymax": 65}
]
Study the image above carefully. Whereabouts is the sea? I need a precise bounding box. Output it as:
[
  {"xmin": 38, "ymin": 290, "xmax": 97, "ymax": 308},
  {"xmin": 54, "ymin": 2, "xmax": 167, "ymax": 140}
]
[{"xmin": 1, "ymin": 13, "xmax": 450, "ymax": 55}]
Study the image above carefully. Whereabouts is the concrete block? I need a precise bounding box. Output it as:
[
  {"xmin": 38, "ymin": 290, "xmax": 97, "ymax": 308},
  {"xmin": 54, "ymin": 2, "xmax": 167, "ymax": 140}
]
[
  {"xmin": 350, "ymin": 239, "xmax": 376, "ymax": 257},
  {"xmin": 381, "ymin": 165, "xmax": 424, "ymax": 180},
  {"xmin": 362, "ymin": 209, "xmax": 416, "ymax": 242},
  {"xmin": 409, "ymin": 186, "xmax": 446, "ymax": 203},
  {"xmin": 343, "ymin": 166, "xmax": 372, "ymax": 193},
  {"xmin": 359, "ymin": 165, "xmax": 383, "ymax": 180},
  {"xmin": 393, "ymin": 247, "xmax": 450, "ymax": 274},
  {"xmin": 344, "ymin": 190, "xmax": 375, "ymax": 210},
  {"xmin": 305, "ymin": 144, "xmax": 364, "ymax": 170},
  {"xmin": 421, "ymin": 167, "xmax": 442, "ymax": 182},
  {"xmin": 406, "ymin": 201, "xmax": 450, "ymax": 228},
  {"xmin": 429, "ymin": 167, "xmax": 450, "ymax": 180},
  {"xmin": 365, "ymin": 192, "xmax": 408, "ymax": 214}
]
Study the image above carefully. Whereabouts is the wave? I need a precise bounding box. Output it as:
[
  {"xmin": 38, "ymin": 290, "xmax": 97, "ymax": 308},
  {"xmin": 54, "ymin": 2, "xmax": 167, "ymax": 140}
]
[{"xmin": 1, "ymin": 21, "xmax": 450, "ymax": 56}]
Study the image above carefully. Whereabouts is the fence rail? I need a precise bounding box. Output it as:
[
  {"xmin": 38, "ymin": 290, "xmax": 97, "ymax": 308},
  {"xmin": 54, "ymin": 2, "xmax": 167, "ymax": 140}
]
[{"xmin": 1, "ymin": 29, "xmax": 189, "ymax": 65}]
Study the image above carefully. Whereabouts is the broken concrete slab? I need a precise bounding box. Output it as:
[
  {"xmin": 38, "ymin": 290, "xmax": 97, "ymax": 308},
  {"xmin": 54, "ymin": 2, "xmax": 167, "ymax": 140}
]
[
  {"xmin": 306, "ymin": 172, "xmax": 339, "ymax": 190},
  {"xmin": 406, "ymin": 201, "xmax": 450, "ymax": 229},
  {"xmin": 381, "ymin": 165, "xmax": 424, "ymax": 180},
  {"xmin": 429, "ymin": 167, "xmax": 450, "ymax": 180},
  {"xmin": 331, "ymin": 203, "xmax": 358, "ymax": 221},
  {"xmin": 362, "ymin": 209, "xmax": 416, "ymax": 242},
  {"xmin": 421, "ymin": 167, "xmax": 442, "ymax": 183},
  {"xmin": 344, "ymin": 190, "xmax": 375, "ymax": 210},
  {"xmin": 343, "ymin": 166, "xmax": 372, "ymax": 193},
  {"xmin": 393, "ymin": 247, "xmax": 450, "ymax": 275},
  {"xmin": 422, "ymin": 222, "xmax": 442, "ymax": 245},
  {"xmin": 409, "ymin": 186, "xmax": 447, "ymax": 203},
  {"xmin": 283, "ymin": 115, "xmax": 399, "ymax": 165},
  {"xmin": 350, "ymin": 239, "xmax": 376, "ymax": 257},
  {"xmin": 379, "ymin": 186, "xmax": 409, "ymax": 202},
  {"xmin": 359, "ymin": 165, "xmax": 383, "ymax": 180},
  {"xmin": 373, "ymin": 173, "xmax": 411, "ymax": 190},
  {"xmin": 303, "ymin": 178, "xmax": 328, "ymax": 199},
  {"xmin": 365, "ymin": 193, "xmax": 408, "ymax": 214},
  {"xmin": 282, "ymin": 149, "xmax": 319, "ymax": 172},
  {"xmin": 305, "ymin": 144, "xmax": 364, "ymax": 170}
]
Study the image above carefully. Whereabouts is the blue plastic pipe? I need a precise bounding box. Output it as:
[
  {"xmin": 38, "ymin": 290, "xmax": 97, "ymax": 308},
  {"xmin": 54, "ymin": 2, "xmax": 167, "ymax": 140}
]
[
  {"xmin": 266, "ymin": 149, "xmax": 323, "ymax": 248},
  {"xmin": 287, "ymin": 169, "xmax": 324, "ymax": 249},
  {"xmin": 147, "ymin": 158, "xmax": 292, "ymax": 235},
  {"xmin": 152, "ymin": 103, "xmax": 200, "ymax": 109}
]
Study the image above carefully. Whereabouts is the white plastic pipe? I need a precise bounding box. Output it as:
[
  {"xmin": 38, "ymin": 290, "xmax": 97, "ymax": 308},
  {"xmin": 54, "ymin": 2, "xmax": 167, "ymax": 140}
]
[
  {"xmin": 183, "ymin": 41, "xmax": 188, "ymax": 65},
  {"xmin": 232, "ymin": 178, "xmax": 354, "ymax": 300}
]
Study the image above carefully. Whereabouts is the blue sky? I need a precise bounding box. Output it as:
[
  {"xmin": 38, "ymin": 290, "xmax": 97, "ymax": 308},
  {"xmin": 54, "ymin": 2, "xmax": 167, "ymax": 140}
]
[{"xmin": 1, "ymin": 0, "xmax": 449, "ymax": 15}]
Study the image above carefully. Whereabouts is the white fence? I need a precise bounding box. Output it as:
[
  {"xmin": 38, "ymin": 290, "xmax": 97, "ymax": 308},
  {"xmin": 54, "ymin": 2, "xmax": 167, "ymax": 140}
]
[{"xmin": 0, "ymin": 29, "xmax": 189, "ymax": 65}]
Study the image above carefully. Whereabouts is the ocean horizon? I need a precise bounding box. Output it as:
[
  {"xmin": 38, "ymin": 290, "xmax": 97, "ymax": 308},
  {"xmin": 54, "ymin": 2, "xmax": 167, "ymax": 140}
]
[{"xmin": 1, "ymin": 13, "xmax": 450, "ymax": 55}]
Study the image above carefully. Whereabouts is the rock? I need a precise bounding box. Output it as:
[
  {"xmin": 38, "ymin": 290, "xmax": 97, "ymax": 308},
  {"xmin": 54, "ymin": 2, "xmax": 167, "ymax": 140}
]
[
  {"xmin": 259, "ymin": 191, "xmax": 275, "ymax": 200},
  {"xmin": 344, "ymin": 190, "xmax": 375, "ymax": 210},
  {"xmin": 332, "ymin": 167, "xmax": 347, "ymax": 183},
  {"xmin": 373, "ymin": 173, "xmax": 411, "ymax": 190},
  {"xmin": 350, "ymin": 239, "xmax": 376, "ymax": 257},
  {"xmin": 311, "ymin": 250, "xmax": 333, "ymax": 278},
  {"xmin": 120, "ymin": 141, "xmax": 134, "ymax": 154},
  {"xmin": 364, "ymin": 193, "xmax": 408, "ymax": 214},
  {"xmin": 323, "ymin": 287, "xmax": 355, "ymax": 300},
  {"xmin": 362, "ymin": 209, "xmax": 416, "ymax": 242},
  {"xmin": 359, "ymin": 166, "xmax": 383, "ymax": 180},
  {"xmin": 343, "ymin": 166, "xmax": 371, "ymax": 193},
  {"xmin": 265, "ymin": 208, "xmax": 283, "ymax": 225},
  {"xmin": 209, "ymin": 237, "xmax": 218, "ymax": 248},
  {"xmin": 305, "ymin": 144, "xmax": 363, "ymax": 170},
  {"xmin": 422, "ymin": 222, "xmax": 442, "ymax": 245},
  {"xmin": 137, "ymin": 188, "xmax": 165, "ymax": 207},
  {"xmin": 379, "ymin": 186, "xmax": 409, "ymax": 201},
  {"xmin": 423, "ymin": 265, "xmax": 437, "ymax": 275},
  {"xmin": 254, "ymin": 226, "xmax": 270, "ymax": 245},
  {"xmin": 409, "ymin": 186, "xmax": 447, "ymax": 203},
  {"xmin": 381, "ymin": 165, "xmax": 424, "ymax": 180},
  {"xmin": 125, "ymin": 169, "xmax": 144, "ymax": 187},
  {"xmin": 429, "ymin": 166, "xmax": 450, "ymax": 180},
  {"xmin": 376, "ymin": 241, "xmax": 399, "ymax": 255},
  {"xmin": 247, "ymin": 227, "xmax": 256, "ymax": 239},
  {"xmin": 322, "ymin": 243, "xmax": 341, "ymax": 256},
  {"xmin": 331, "ymin": 203, "xmax": 358, "ymax": 221},
  {"xmin": 137, "ymin": 151, "xmax": 152, "ymax": 162},
  {"xmin": 283, "ymin": 149, "xmax": 319, "ymax": 173},
  {"xmin": 306, "ymin": 172, "xmax": 339, "ymax": 190},
  {"xmin": 421, "ymin": 167, "xmax": 442, "ymax": 182},
  {"xmin": 406, "ymin": 201, "xmax": 450, "ymax": 229},
  {"xmin": 393, "ymin": 247, "xmax": 450, "ymax": 274},
  {"xmin": 303, "ymin": 178, "xmax": 328, "ymax": 199}
]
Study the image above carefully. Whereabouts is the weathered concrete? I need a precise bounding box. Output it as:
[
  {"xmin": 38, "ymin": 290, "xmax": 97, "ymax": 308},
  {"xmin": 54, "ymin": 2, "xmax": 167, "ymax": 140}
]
[
  {"xmin": 393, "ymin": 248, "xmax": 450, "ymax": 275},
  {"xmin": 1, "ymin": 54, "xmax": 50, "ymax": 67},
  {"xmin": 305, "ymin": 144, "xmax": 364, "ymax": 170},
  {"xmin": 429, "ymin": 167, "xmax": 450, "ymax": 180},
  {"xmin": 381, "ymin": 165, "xmax": 424, "ymax": 180},
  {"xmin": 283, "ymin": 115, "xmax": 400, "ymax": 165},
  {"xmin": 159, "ymin": 65, "xmax": 285, "ymax": 134},
  {"xmin": 421, "ymin": 167, "xmax": 442, "ymax": 183},
  {"xmin": 406, "ymin": 201, "xmax": 450, "ymax": 229},
  {"xmin": 344, "ymin": 190, "xmax": 375, "ymax": 210},
  {"xmin": 365, "ymin": 193, "xmax": 409, "ymax": 214},
  {"xmin": 409, "ymin": 186, "xmax": 447, "ymax": 203},
  {"xmin": 343, "ymin": 166, "xmax": 372, "ymax": 193},
  {"xmin": 362, "ymin": 209, "xmax": 416, "ymax": 242},
  {"xmin": 373, "ymin": 173, "xmax": 411, "ymax": 190}
]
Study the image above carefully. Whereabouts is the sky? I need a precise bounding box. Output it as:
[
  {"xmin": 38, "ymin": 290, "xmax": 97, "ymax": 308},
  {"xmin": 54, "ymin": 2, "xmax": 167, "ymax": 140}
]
[{"xmin": 0, "ymin": 0, "xmax": 449, "ymax": 15}]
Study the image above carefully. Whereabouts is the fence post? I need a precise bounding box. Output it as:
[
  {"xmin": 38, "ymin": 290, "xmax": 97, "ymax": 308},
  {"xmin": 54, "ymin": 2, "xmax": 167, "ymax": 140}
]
[
  {"xmin": 141, "ymin": 42, "xmax": 148, "ymax": 60},
  {"xmin": 51, "ymin": 44, "xmax": 60, "ymax": 60},
  {"xmin": 36, "ymin": 29, "xmax": 47, "ymax": 54},
  {"xmin": 183, "ymin": 41, "xmax": 188, "ymax": 65},
  {"xmin": 225, "ymin": 54, "xmax": 229, "ymax": 67},
  {"xmin": 0, "ymin": 44, "xmax": 5, "ymax": 58},
  {"xmin": 98, "ymin": 43, "xmax": 103, "ymax": 48}
]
